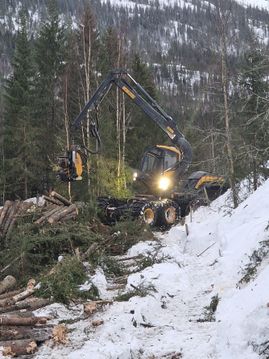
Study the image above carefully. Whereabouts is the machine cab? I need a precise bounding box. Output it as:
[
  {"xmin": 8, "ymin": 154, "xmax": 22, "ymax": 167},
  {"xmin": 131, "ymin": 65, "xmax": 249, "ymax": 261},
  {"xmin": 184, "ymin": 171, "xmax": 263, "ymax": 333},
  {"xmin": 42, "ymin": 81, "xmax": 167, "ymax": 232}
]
[{"xmin": 141, "ymin": 145, "xmax": 181, "ymax": 175}]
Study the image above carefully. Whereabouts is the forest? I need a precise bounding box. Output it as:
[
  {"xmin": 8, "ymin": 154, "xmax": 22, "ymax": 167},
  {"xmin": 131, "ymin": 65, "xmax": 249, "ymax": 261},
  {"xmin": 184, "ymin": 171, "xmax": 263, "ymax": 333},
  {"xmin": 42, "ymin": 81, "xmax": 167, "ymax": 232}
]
[
  {"xmin": 0, "ymin": 2, "xmax": 269, "ymax": 357},
  {"xmin": 0, "ymin": 0, "xmax": 269, "ymax": 206}
]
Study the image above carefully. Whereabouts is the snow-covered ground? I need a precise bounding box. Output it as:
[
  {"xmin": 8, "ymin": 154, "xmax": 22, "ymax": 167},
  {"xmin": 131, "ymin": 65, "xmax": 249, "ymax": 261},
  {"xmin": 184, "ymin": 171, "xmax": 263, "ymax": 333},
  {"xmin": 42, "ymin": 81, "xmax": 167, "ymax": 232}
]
[{"xmin": 1, "ymin": 180, "xmax": 269, "ymax": 358}]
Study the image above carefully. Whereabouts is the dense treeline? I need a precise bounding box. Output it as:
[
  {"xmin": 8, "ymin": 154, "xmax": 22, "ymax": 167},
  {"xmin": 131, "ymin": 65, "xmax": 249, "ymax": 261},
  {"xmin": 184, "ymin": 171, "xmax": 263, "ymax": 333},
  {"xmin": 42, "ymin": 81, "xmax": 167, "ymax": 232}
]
[
  {"xmin": 0, "ymin": 0, "xmax": 269, "ymax": 206},
  {"xmin": 0, "ymin": 0, "xmax": 164, "ymax": 202}
]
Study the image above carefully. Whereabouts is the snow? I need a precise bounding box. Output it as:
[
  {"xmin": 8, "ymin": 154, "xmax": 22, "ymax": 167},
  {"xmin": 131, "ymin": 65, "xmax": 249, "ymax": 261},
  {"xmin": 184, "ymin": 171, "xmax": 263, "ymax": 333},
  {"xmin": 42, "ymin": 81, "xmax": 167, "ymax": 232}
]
[
  {"xmin": 237, "ymin": 0, "xmax": 269, "ymax": 10},
  {"xmin": 1, "ymin": 179, "xmax": 269, "ymax": 358}
]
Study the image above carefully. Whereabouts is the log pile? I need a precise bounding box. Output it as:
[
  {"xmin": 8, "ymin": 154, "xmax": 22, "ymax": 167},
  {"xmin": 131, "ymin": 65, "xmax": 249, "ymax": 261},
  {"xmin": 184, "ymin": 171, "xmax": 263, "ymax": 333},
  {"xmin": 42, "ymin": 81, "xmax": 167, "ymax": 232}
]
[
  {"xmin": 0, "ymin": 191, "xmax": 78, "ymax": 240},
  {"xmin": 0, "ymin": 277, "xmax": 54, "ymax": 357},
  {"xmin": 35, "ymin": 190, "xmax": 78, "ymax": 225},
  {"xmin": 0, "ymin": 201, "xmax": 34, "ymax": 239}
]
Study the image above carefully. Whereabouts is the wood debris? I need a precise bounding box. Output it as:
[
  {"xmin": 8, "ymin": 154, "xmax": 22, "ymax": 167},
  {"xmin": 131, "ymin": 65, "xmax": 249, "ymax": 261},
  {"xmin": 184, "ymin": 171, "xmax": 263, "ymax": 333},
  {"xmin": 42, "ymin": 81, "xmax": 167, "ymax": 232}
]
[
  {"xmin": 0, "ymin": 191, "xmax": 78, "ymax": 240},
  {"xmin": 92, "ymin": 319, "xmax": 104, "ymax": 327},
  {"xmin": 83, "ymin": 300, "xmax": 113, "ymax": 315},
  {"xmin": 0, "ymin": 277, "xmax": 58, "ymax": 357},
  {"xmin": 52, "ymin": 324, "xmax": 68, "ymax": 345}
]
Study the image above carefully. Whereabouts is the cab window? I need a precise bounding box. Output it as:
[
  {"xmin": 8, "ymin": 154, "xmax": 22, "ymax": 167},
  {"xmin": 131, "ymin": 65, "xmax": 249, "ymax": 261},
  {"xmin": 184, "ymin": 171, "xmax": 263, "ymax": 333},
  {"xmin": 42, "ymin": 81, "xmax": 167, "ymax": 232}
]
[
  {"xmin": 141, "ymin": 153, "xmax": 160, "ymax": 173},
  {"xmin": 164, "ymin": 151, "xmax": 178, "ymax": 170}
]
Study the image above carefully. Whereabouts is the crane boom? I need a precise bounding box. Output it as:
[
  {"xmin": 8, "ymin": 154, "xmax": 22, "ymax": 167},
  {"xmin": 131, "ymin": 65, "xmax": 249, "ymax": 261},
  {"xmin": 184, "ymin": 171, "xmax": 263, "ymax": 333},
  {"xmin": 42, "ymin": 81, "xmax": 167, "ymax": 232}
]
[{"xmin": 72, "ymin": 70, "xmax": 192, "ymax": 178}]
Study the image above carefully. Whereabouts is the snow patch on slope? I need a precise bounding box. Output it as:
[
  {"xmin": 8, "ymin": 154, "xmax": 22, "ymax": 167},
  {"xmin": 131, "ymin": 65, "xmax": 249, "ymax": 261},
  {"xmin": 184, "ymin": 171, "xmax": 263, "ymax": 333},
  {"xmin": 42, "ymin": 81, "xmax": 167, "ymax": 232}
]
[
  {"xmin": 6, "ymin": 179, "xmax": 268, "ymax": 359},
  {"xmin": 237, "ymin": 0, "xmax": 269, "ymax": 10}
]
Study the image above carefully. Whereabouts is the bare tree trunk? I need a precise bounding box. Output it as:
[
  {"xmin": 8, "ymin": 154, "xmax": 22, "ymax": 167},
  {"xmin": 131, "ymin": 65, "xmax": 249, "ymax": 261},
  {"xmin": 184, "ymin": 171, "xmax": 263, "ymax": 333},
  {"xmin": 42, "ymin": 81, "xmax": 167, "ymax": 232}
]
[
  {"xmin": 122, "ymin": 93, "xmax": 127, "ymax": 189},
  {"xmin": 63, "ymin": 75, "xmax": 72, "ymax": 200},
  {"xmin": 217, "ymin": 1, "xmax": 238, "ymax": 208},
  {"xmin": 116, "ymin": 37, "xmax": 123, "ymax": 194}
]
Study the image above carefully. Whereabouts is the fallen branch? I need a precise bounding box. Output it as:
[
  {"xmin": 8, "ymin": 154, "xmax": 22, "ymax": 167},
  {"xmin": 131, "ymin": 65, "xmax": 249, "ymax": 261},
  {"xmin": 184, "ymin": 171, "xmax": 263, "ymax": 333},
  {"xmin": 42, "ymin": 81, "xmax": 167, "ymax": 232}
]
[
  {"xmin": 196, "ymin": 242, "xmax": 216, "ymax": 257},
  {"xmin": 0, "ymin": 256, "xmax": 21, "ymax": 274}
]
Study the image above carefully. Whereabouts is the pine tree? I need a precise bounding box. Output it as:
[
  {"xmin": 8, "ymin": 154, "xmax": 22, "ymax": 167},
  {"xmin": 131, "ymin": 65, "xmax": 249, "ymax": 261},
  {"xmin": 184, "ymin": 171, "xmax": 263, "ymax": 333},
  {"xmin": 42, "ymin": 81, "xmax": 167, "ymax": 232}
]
[{"xmin": 3, "ymin": 10, "xmax": 37, "ymax": 199}]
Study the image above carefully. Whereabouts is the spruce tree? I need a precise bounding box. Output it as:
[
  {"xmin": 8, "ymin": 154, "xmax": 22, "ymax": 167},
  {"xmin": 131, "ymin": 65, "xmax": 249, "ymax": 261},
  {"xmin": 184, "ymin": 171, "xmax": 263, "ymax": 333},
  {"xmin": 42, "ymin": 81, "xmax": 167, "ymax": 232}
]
[
  {"xmin": 33, "ymin": 0, "xmax": 66, "ymax": 191},
  {"xmin": 4, "ymin": 10, "xmax": 37, "ymax": 199},
  {"xmin": 127, "ymin": 54, "xmax": 164, "ymax": 168},
  {"xmin": 238, "ymin": 46, "xmax": 269, "ymax": 188}
]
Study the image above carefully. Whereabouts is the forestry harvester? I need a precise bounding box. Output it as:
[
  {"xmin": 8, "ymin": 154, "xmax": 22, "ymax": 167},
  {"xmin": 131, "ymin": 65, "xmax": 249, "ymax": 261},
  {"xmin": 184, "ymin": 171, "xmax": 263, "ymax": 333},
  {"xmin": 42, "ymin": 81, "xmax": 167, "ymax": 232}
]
[{"xmin": 57, "ymin": 70, "xmax": 228, "ymax": 227}]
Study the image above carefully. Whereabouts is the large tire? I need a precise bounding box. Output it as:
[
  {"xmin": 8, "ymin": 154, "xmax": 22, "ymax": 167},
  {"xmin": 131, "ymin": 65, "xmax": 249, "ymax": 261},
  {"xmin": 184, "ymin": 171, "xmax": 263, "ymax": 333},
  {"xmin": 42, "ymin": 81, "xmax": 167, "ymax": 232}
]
[
  {"xmin": 159, "ymin": 201, "xmax": 180, "ymax": 226},
  {"xmin": 130, "ymin": 201, "xmax": 159, "ymax": 227}
]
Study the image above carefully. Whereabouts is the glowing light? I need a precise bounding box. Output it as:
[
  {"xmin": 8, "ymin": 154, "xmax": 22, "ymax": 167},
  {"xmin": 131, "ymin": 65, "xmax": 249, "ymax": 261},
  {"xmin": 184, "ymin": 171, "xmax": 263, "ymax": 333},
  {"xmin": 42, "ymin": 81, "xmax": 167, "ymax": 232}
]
[{"xmin": 158, "ymin": 176, "xmax": 171, "ymax": 191}]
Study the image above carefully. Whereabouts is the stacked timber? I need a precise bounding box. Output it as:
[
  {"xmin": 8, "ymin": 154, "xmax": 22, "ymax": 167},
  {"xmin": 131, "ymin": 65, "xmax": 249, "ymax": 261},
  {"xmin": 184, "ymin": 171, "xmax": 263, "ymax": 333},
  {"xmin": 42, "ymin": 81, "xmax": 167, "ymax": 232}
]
[
  {"xmin": 36, "ymin": 191, "xmax": 78, "ymax": 225},
  {"xmin": 0, "ymin": 277, "xmax": 53, "ymax": 357},
  {"xmin": 0, "ymin": 201, "xmax": 34, "ymax": 239},
  {"xmin": 0, "ymin": 191, "xmax": 78, "ymax": 239}
]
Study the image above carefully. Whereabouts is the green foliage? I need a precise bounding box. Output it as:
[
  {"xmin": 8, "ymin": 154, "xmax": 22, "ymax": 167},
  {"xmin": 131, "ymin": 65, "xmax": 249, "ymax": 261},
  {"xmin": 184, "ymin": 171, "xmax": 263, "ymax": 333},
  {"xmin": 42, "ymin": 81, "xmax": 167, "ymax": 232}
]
[
  {"xmin": 37, "ymin": 256, "xmax": 87, "ymax": 304},
  {"xmin": 4, "ymin": 9, "xmax": 37, "ymax": 200},
  {"xmin": 236, "ymin": 45, "xmax": 269, "ymax": 185},
  {"xmin": 0, "ymin": 219, "xmax": 102, "ymax": 282},
  {"xmin": 115, "ymin": 283, "xmax": 157, "ymax": 302},
  {"xmin": 197, "ymin": 294, "xmax": 220, "ymax": 322},
  {"xmin": 33, "ymin": 0, "xmax": 67, "ymax": 190},
  {"xmin": 90, "ymin": 156, "xmax": 133, "ymax": 199},
  {"xmin": 100, "ymin": 256, "xmax": 125, "ymax": 277},
  {"xmin": 126, "ymin": 55, "xmax": 165, "ymax": 168},
  {"xmin": 107, "ymin": 219, "xmax": 154, "ymax": 255},
  {"xmin": 238, "ymin": 240, "xmax": 269, "ymax": 286}
]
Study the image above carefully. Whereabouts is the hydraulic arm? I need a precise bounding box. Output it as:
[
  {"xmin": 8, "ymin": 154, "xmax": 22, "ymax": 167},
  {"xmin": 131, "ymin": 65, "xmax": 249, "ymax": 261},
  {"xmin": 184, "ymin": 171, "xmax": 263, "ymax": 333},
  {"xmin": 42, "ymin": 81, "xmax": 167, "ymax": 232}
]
[{"xmin": 59, "ymin": 69, "xmax": 192, "ymax": 182}]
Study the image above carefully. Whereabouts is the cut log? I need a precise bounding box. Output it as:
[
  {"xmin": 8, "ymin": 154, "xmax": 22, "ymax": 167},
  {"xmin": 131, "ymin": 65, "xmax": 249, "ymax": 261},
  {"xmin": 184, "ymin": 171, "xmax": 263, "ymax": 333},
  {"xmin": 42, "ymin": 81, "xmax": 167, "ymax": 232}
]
[
  {"xmin": 2, "ymin": 339, "xmax": 37, "ymax": 357},
  {"xmin": 11, "ymin": 287, "xmax": 35, "ymax": 304},
  {"xmin": 59, "ymin": 211, "xmax": 77, "ymax": 222},
  {"xmin": 47, "ymin": 204, "xmax": 78, "ymax": 224},
  {"xmin": 0, "ymin": 201, "xmax": 13, "ymax": 230},
  {"xmin": 2, "ymin": 201, "xmax": 21, "ymax": 238},
  {"xmin": 0, "ymin": 298, "xmax": 50, "ymax": 314},
  {"xmin": 34, "ymin": 206, "xmax": 60, "ymax": 225},
  {"xmin": 0, "ymin": 289, "xmax": 22, "ymax": 301},
  {"xmin": 0, "ymin": 276, "xmax": 16, "ymax": 295},
  {"xmin": 43, "ymin": 195, "xmax": 63, "ymax": 207},
  {"xmin": 0, "ymin": 315, "xmax": 48, "ymax": 326},
  {"xmin": 50, "ymin": 191, "xmax": 72, "ymax": 206},
  {"xmin": 6, "ymin": 202, "xmax": 22, "ymax": 239},
  {"xmin": 0, "ymin": 327, "xmax": 52, "ymax": 342}
]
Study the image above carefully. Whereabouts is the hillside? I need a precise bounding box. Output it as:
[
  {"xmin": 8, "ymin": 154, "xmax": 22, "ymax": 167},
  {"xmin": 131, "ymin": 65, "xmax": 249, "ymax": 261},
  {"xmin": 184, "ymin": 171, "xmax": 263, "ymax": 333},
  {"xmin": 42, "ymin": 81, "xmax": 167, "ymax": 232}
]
[
  {"xmin": 0, "ymin": 180, "xmax": 265, "ymax": 358},
  {"xmin": 1, "ymin": 0, "xmax": 269, "ymax": 95}
]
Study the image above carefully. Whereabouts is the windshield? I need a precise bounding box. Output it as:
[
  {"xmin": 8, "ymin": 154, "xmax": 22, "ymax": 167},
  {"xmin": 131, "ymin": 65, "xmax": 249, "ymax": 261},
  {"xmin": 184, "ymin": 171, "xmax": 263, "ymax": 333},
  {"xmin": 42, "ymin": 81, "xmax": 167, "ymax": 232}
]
[
  {"xmin": 164, "ymin": 151, "xmax": 178, "ymax": 170},
  {"xmin": 141, "ymin": 153, "xmax": 160, "ymax": 173}
]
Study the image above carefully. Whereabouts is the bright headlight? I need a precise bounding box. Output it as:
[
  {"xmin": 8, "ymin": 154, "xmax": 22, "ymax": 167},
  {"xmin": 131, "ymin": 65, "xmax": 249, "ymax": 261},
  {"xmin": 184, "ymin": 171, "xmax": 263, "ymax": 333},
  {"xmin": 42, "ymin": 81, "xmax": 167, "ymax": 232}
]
[
  {"xmin": 133, "ymin": 172, "xmax": 138, "ymax": 181},
  {"xmin": 158, "ymin": 176, "xmax": 171, "ymax": 191}
]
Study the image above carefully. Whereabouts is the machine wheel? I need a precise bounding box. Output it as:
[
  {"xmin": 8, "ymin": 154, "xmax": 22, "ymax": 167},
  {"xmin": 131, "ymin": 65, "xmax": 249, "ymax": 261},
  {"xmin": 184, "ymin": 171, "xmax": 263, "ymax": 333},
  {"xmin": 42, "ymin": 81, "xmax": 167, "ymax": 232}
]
[
  {"xmin": 142, "ymin": 205, "xmax": 158, "ymax": 226},
  {"xmin": 130, "ymin": 201, "xmax": 159, "ymax": 227},
  {"xmin": 159, "ymin": 201, "xmax": 180, "ymax": 226}
]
